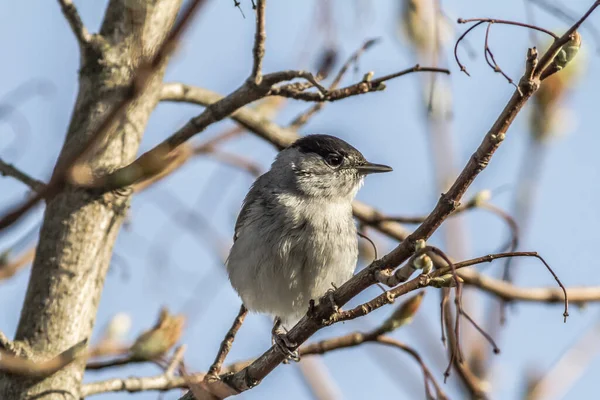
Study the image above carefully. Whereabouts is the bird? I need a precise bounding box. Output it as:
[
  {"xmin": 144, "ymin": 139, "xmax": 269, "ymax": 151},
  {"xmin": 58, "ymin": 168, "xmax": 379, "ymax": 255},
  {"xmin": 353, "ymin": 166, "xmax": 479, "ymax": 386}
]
[{"xmin": 226, "ymin": 134, "xmax": 392, "ymax": 357}]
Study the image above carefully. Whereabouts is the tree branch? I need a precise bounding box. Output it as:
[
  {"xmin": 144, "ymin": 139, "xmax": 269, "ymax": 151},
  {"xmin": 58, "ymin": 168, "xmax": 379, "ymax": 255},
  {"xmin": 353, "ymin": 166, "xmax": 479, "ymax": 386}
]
[
  {"xmin": 82, "ymin": 372, "xmax": 205, "ymax": 397},
  {"xmin": 0, "ymin": 247, "xmax": 36, "ymax": 281},
  {"xmin": 81, "ymin": 60, "xmax": 447, "ymax": 192},
  {"xmin": 269, "ymin": 65, "xmax": 450, "ymax": 102},
  {"xmin": 459, "ymin": 268, "xmax": 600, "ymax": 305},
  {"xmin": 69, "ymin": 70, "xmax": 322, "ymax": 192},
  {"xmin": 288, "ymin": 38, "xmax": 380, "ymax": 129},
  {"xmin": 0, "ymin": 158, "xmax": 45, "ymax": 192},
  {"xmin": 300, "ymin": 334, "xmax": 445, "ymax": 400},
  {"xmin": 206, "ymin": 305, "xmax": 247, "ymax": 379},
  {"xmin": 57, "ymin": 0, "xmax": 91, "ymax": 46},
  {"xmin": 0, "ymin": 340, "xmax": 86, "ymax": 377},
  {"xmin": 250, "ymin": 0, "xmax": 266, "ymax": 84}
]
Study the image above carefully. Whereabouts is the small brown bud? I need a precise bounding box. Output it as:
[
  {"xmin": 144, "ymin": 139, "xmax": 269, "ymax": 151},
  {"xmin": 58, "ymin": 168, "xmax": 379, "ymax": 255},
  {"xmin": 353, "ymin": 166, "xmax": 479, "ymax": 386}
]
[
  {"xmin": 379, "ymin": 291, "xmax": 425, "ymax": 333},
  {"xmin": 430, "ymin": 274, "xmax": 463, "ymax": 288},
  {"xmin": 130, "ymin": 307, "xmax": 185, "ymax": 360}
]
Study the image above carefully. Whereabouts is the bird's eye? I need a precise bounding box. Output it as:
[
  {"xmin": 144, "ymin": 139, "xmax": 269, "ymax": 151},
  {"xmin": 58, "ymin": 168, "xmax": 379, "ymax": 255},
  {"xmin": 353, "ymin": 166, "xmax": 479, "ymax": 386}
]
[{"xmin": 325, "ymin": 153, "xmax": 343, "ymax": 167}]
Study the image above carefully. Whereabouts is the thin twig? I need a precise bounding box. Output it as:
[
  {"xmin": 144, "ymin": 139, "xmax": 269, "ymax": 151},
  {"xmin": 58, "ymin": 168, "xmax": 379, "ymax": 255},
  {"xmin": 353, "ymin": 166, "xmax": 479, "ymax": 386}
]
[
  {"xmin": 166, "ymin": 346, "xmax": 187, "ymax": 376},
  {"xmin": 440, "ymin": 294, "xmax": 448, "ymax": 347},
  {"xmin": 86, "ymin": 355, "xmax": 143, "ymax": 371},
  {"xmin": 425, "ymin": 247, "xmax": 466, "ymax": 371},
  {"xmin": 483, "ymin": 22, "xmax": 521, "ymax": 93},
  {"xmin": 57, "ymin": 0, "xmax": 91, "ymax": 45},
  {"xmin": 82, "ymin": 372, "xmax": 206, "ymax": 397},
  {"xmin": 450, "ymin": 251, "xmax": 569, "ymax": 320},
  {"xmin": 459, "ymin": 18, "xmax": 559, "ymax": 39},
  {"xmin": 232, "ymin": 0, "xmax": 245, "ymax": 18},
  {"xmin": 206, "ymin": 305, "xmax": 247, "ymax": 379},
  {"xmin": 454, "ymin": 16, "xmax": 558, "ymax": 76},
  {"xmin": 288, "ymin": 38, "xmax": 380, "ymax": 128},
  {"xmin": 482, "ymin": 203, "xmax": 519, "ymax": 253},
  {"xmin": 251, "ymin": 0, "xmax": 266, "ymax": 83},
  {"xmin": 74, "ymin": 62, "xmax": 443, "ymax": 193},
  {"xmin": 357, "ymin": 230, "xmax": 378, "ymax": 260},
  {"xmin": 0, "ymin": 340, "xmax": 86, "ymax": 377},
  {"xmin": 0, "ymin": 247, "xmax": 36, "ymax": 281},
  {"xmin": 300, "ymin": 331, "xmax": 445, "ymax": 400},
  {"xmin": 0, "ymin": 158, "xmax": 46, "ymax": 192},
  {"xmin": 454, "ymin": 20, "xmax": 487, "ymax": 75},
  {"xmin": 67, "ymin": 69, "xmax": 321, "ymax": 193},
  {"xmin": 459, "ymin": 307, "xmax": 500, "ymax": 354},
  {"xmin": 270, "ymin": 65, "xmax": 450, "ymax": 102},
  {"xmin": 335, "ymin": 250, "xmax": 569, "ymax": 332}
]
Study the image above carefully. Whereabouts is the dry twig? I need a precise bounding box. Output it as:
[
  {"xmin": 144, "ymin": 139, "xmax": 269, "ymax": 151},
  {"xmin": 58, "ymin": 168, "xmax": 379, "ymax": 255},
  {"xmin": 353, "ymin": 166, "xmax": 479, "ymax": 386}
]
[
  {"xmin": 0, "ymin": 340, "xmax": 86, "ymax": 377},
  {"xmin": 250, "ymin": 0, "xmax": 266, "ymax": 84},
  {"xmin": 288, "ymin": 38, "xmax": 380, "ymax": 129},
  {"xmin": 0, "ymin": 247, "xmax": 36, "ymax": 281},
  {"xmin": 206, "ymin": 305, "xmax": 248, "ymax": 379},
  {"xmin": 0, "ymin": 159, "xmax": 45, "ymax": 193},
  {"xmin": 57, "ymin": 0, "xmax": 91, "ymax": 46}
]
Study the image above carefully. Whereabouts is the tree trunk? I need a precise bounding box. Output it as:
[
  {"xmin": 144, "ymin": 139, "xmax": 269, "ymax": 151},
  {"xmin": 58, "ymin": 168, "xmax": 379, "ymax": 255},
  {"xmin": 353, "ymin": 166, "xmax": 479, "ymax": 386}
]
[{"xmin": 0, "ymin": 1, "xmax": 181, "ymax": 398}]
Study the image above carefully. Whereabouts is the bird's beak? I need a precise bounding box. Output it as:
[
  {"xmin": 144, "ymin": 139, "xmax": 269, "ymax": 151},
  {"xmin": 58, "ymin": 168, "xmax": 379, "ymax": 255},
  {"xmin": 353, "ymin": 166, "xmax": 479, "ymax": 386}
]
[{"xmin": 355, "ymin": 162, "xmax": 393, "ymax": 174}]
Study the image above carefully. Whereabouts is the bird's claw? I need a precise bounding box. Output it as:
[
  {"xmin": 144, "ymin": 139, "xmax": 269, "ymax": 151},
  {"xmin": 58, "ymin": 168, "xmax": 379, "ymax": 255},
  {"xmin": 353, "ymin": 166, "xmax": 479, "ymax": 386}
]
[
  {"xmin": 272, "ymin": 318, "xmax": 300, "ymax": 362},
  {"xmin": 272, "ymin": 331, "xmax": 300, "ymax": 362},
  {"xmin": 326, "ymin": 288, "xmax": 339, "ymax": 314}
]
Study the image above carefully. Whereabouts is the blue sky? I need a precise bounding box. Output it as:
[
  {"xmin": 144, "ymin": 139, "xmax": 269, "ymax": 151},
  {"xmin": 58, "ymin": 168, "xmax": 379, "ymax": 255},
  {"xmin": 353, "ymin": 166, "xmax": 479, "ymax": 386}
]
[{"xmin": 1, "ymin": 1, "xmax": 600, "ymax": 399}]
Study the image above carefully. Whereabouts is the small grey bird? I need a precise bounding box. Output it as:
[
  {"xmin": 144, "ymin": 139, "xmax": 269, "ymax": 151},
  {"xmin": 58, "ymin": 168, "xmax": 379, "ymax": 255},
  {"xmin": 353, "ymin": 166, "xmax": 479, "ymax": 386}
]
[{"xmin": 226, "ymin": 134, "xmax": 392, "ymax": 356}]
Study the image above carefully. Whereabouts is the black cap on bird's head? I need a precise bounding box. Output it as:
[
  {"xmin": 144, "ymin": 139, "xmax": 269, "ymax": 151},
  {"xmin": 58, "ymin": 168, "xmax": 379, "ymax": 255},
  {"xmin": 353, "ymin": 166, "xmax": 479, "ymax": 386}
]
[{"xmin": 291, "ymin": 134, "xmax": 392, "ymax": 174}]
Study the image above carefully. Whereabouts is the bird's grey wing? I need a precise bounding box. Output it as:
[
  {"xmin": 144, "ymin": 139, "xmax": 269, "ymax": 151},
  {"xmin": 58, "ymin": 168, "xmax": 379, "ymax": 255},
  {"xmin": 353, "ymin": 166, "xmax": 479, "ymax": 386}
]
[{"xmin": 233, "ymin": 174, "xmax": 268, "ymax": 242}]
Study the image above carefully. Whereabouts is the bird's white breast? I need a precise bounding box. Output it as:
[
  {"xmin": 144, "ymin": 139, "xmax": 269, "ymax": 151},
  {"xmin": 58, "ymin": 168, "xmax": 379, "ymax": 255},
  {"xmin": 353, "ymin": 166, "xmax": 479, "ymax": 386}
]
[{"xmin": 226, "ymin": 192, "xmax": 358, "ymax": 326}]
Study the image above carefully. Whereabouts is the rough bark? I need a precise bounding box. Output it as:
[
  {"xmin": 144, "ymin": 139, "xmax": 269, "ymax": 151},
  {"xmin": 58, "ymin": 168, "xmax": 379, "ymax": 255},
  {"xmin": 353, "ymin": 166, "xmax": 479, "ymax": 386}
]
[{"xmin": 0, "ymin": 1, "xmax": 182, "ymax": 398}]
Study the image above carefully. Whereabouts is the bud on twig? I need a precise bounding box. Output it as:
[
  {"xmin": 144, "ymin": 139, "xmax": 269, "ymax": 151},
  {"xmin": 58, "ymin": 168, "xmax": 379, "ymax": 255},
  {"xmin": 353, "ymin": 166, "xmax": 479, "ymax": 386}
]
[
  {"xmin": 531, "ymin": 32, "xmax": 584, "ymax": 143},
  {"xmin": 414, "ymin": 254, "xmax": 433, "ymax": 274},
  {"xmin": 130, "ymin": 307, "xmax": 185, "ymax": 360},
  {"xmin": 106, "ymin": 312, "xmax": 132, "ymax": 342},
  {"xmin": 430, "ymin": 273, "xmax": 463, "ymax": 288},
  {"xmin": 378, "ymin": 291, "xmax": 425, "ymax": 334},
  {"xmin": 412, "ymin": 239, "xmax": 432, "ymax": 274},
  {"xmin": 472, "ymin": 190, "xmax": 492, "ymax": 207},
  {"xmin": 540, "ymin": 31, "xmax": 582, "ymax": 80},
  {"xmin": 362, "ymin": 71, "xmax": 374, "ymax": 82}
]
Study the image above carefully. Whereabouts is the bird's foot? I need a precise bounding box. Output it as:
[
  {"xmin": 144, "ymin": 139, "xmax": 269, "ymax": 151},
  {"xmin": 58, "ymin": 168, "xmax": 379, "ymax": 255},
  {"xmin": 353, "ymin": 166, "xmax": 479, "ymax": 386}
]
[
  {"xmin": 272, "ymin": 319, "xmax": 300, "ymax": 362},
  {"xmin": 326, "ymin": 287, "xmax": 339, "ymax": 314},
  {"xmin": 272, "ymin": 332, "xmax": 300, "ymax": 362},
  {"xmin": 308, "ymin": 299, "xmax": 317, "ymax": 318},
  {"xmin": 318, "ymin": 286, "xmax": 341, "ymax": 326}
]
